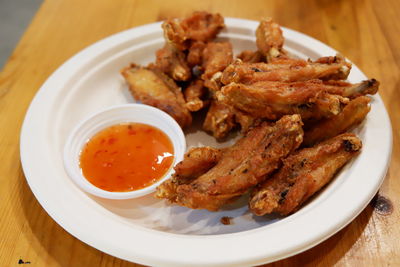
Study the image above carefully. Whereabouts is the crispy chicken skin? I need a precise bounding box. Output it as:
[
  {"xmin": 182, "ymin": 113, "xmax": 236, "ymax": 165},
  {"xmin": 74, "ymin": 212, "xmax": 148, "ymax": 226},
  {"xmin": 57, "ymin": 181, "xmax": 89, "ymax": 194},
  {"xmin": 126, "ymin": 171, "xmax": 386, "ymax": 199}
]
[
  {"xmin": 203, "ymin": 100, "xmax": 236, "ymax": 140},
  {"xmin": 249, "ymin": 133, "xmax": 362, "ymax": 216},
  {"xmin": 156, "ymin": 148, "xmax": 231, "ymax": 204},
  {"xmin": 156, "ymin": 115, "xmax": 304, "ymax": 211},
  {"xmin": 203, "ymin": 100, "xmax": 260, "ymax": 139},
  {"xmin": 256, "ymin": 18, "xmax": 287, "ymax": 61},
  {"xmin": 203, "ymin": 100, "xmax": 259, "ymax": 139},
  {"xmin": 312, "ymin": 56, "xmax": 352, "ymax": 80},
  {"xmin": 218, "ymin": 80, "xmax": 349, "ymax": 120},
  {"xmin": 183, "ymin": 79, "xmax": 208, "ymax": 112},
  {"xmin": 323, "ymin": 79, "xmax": 379, "ymax": 99},
  {"xmin": 162, "ymin": 11, "xmax": 225, "ymax": 50},
  {"xmin": 155, "ymin": 43, "xmax": 191, "ymax": 81},
  {"xmin": 233, "ymin": 109, "xmax": 260, "ymax": 133},
  {"xmin": 121, "ymin": 64, "xmax": 192, "ymax": 128},
  {"xmin": 202, "ymin": 42, "xmax": 234, "ymax": 91},
  {"xmin": 173, "ymin": 146, "xmax": 222, "ymax": 184},
  {"xmin": 187, "ymin": 41, "xmax": 206, "ymax": 67},
  {"xmin": 220, "ymin": 55, "xmax": 352, "ymax": 84},
  {"xmin": 236, "ymin": 50, "xmax": 265, "ymax": 63},
  {"xmin": 303, "ymin": 96, "xmax": 371, "ymax": 146}
]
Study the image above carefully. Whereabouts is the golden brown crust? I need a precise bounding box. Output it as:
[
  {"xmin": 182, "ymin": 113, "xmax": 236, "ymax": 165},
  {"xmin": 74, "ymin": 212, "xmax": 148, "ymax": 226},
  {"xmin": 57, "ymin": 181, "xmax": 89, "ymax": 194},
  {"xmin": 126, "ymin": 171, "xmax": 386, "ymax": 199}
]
[
  {"xmin": 122, "ymin": 14, "xmax": 374, "ymax": 218},
  {"xmin": 156, "ymin": 115, "xmax": 304, "ymax": 211},
  {"xmin": 236, "ymin": 50, "xmax": 265, "ymax": 63},
  {"xmin": 183, "ymin": 79, "xmax": 208, "ymax": 112},
  {"xmin": 256, "ymin": 18, "xmax": 288, "ymax": 61},
  {"xmin": 201, "ymin": 42, "xmax": 234, "ymax": 91},
  {"xmin": 202, "ymin": 42, "xmax": 234, "ymax": 79},
  {"xmin": 219, "ymin": 80, "xmax": 349, "ymax": 120},
  {"xmin": 249, "ymin": 133, "xmax": 362, "ymax": 216},
  {"xmin": 187, "ymin": 41, "xmax": 206, "ymax": 67},
  {"xmin": 233, "ymin": 109, "xmax": 260, "ymax": 134},
  {"xmin": 322, "ymin": 79, "xmax": 379, "ymax": 99},
  {"xmin": 303, "ymin": 96, "xmax": 371, "ymax": 146},
  {"xmin": 221, "ymin": 56, "xmax": 352, "ymax": 84},
  {"xmin": 121, "ymin": 65, "xmax": 192, "ymax": 128},
  {"xmin": 155, "ymin": 43, "xmax": 191, "ymax": 81},
  {"xmin": 162, "ymin": 11, "xmax": 225, "ymax": 50},
  {"xmin": 173, "ymin": 146, "xmax": 222, "ymax": 183},
  {"xmin": 203, "ymin": 100, "xmax": 236, "ymax": 140}
]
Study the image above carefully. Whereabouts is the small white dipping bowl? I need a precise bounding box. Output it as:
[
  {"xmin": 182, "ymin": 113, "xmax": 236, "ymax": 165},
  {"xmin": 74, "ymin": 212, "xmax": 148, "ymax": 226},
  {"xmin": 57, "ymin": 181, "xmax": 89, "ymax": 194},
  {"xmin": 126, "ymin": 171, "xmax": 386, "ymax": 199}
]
[{"xmin": 63, "ymin": 104, "xmax": 186, "ymax": 199}]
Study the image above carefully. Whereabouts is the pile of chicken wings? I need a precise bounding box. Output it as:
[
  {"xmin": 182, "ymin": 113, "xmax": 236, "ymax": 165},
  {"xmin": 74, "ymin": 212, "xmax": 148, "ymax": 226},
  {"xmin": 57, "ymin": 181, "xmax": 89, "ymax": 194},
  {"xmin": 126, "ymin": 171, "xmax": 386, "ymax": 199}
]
[{"xmin": 121, "ymin": 12, "xmax": 378, "ymax": 216}]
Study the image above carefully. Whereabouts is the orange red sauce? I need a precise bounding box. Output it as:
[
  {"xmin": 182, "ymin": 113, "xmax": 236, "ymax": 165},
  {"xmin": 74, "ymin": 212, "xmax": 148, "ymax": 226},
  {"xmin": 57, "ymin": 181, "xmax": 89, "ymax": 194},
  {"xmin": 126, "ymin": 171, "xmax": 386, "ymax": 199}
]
[{"xmin": 79, "ymin": 123, "xmax": 174, "ymax": 192}]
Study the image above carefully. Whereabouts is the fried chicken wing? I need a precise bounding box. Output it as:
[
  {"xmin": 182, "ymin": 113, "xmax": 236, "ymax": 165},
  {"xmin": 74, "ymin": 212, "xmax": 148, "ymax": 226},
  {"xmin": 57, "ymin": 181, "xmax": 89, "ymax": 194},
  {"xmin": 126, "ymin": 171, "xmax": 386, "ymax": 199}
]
[
  {"xmin": 256, "ymin": 18, "xmax": 288, "ymax": 61},
  {"xmin": 121, "ymin": 64, "xmax": 192, "ymax": 128},
  {"xmin": 121, "ymin": 13, "xmax": 373, "ymax": 218},
  {"xmin": 312, "ymin": 56, "xmax": 352, "ymax": 80},
  {"xmin": 157, "ymin": 146, "xmax": 222, "ymax": 202},
  {"xmin": 218, "ymin": 80, "xmax": 348, "ymax": 120},
  {"xmin": 155, "ymin": 43, "xmax": 191, "ymax": 81},
  {"xmin": 173, "ymin": 146, "xmax": 222, "ymax": 184},
  {"xmin": 233, "ymin": 108, "xmax": 260, "ymax": 133},
  {"xmin": 303, "ymin": 96, "xmax": 371, "ymax": 146},
  {"xmin": 237, "ymin": 50, "xmax": 265, "ymax": 63},
  {"xmin": 156, "ymin": 115, "xmax": 304, "ymax": 211},
  {"xmin": 323, "ymin": 79, "xmax": 379, "ymax": 99},
  {"xmin": 187, "ymin": 41, "xmax": 206, "ymax": 67},
  {"xmin": 202, "ymin": 42, "xmax": 234, "ymax": 91},
  {"xmin": 203, "ymin": 100, "xmax": 260, "ymax": 139},
  {"xmin": 183, "ymin": 79, "xmax": 208, "ymax": 112},
  {"xmin": 221, "ymin": 55, "xmax": 351, "ymax": 84},
  {"xmin": 249, "ymin": 133, "xmax": 362, "ymax": 216},
  {"xmin": 162, "ymin": 11, "xmax": 225, "ymax": 50},
  {"xmin": 203, "ymin": 100, "xmax": 236, "ymax": 140}
]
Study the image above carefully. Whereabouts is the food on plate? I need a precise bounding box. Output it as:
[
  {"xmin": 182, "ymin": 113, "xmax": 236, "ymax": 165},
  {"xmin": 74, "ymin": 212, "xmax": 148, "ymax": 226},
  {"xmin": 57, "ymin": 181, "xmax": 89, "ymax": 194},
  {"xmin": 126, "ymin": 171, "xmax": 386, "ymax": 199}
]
[
  {"xmin": 121, "ymin": 11, "xmax": 227, "ymax": 127},
  {"xmin": 156, "ymin": 115, "xmax": 303, "ymax": 211},
  {"xmin": 203, "ymin": 100, "xmax": 236, "ymax": 140},
  {"xmin": 249, "ymin": 133, "xmax": 362, "ymax": 215},
  {"xmin": 80, "ymin": 123, "xmax": 174, "ymax": 192},
  {"xmin": 162, "ymin": 11, "xmax": 225, "ymax": 50},
  {"xmin": 322, "ymin": 79, "xmax": 379, "ymax": 99},
  {"xmin": 183, "ymin": 79, "xmax": 208, "ymax": 112},
  {"xmin": 173, "ymin": 146, "xmax": 222, "ymax": 184},
  {"xmin": 218, "ymin": 80, "xmax": 349, "ymax": 120},
  {"xmin": 303, "ymin": 96, "xmax": 371, "ymax": 147},
  {"xmin": 187, "ymin": 41, "xmax": 206, "ymax": 67},
  {"xmin": 232, "ymin": 108, "xmax": 260, "ymax": 134},
  {"xmin": 256, "ymin": 18, "xmax": 288, "ymax": 61},
  {"xmin": 121, "ymin": 64, "xmax": 192, "ymax": 128},
  {"xmin": 155, "ymin": 43, "xmax": 192, "ymax": 81},
  {"xmin": 121, "ymin": 12, "xmax": 378, "ymax": 132},
  {"xmin": 236, "ymin": 50, "xmax": 265, "ymax": 63},
  {"xmin": 220, "ymin": 55, "xmax": 351, "ymax": 84},
  {"xmin": 201, "ymin": 41, "xmax": 234, "ymax": 91},
  {"xmin": 120, "ymin": 11, "xmax": 379, "ymax": 217}
]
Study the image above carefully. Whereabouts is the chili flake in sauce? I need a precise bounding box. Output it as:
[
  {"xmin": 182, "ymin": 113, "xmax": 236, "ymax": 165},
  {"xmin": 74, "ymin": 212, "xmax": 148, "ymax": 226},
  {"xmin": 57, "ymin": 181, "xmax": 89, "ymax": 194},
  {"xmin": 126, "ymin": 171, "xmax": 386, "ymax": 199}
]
[{"xmin": 79, "ymin": 123, "xmax": 174, "ymax": 192}]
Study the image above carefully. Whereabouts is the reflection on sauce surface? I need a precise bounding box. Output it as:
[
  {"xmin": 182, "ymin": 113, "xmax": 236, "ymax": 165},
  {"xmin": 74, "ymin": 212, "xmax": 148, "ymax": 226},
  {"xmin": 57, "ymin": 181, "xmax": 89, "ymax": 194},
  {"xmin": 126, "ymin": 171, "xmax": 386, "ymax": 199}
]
[{"xmin": 80, "ymin": 123, "xmax": 174, "ymax": 192}]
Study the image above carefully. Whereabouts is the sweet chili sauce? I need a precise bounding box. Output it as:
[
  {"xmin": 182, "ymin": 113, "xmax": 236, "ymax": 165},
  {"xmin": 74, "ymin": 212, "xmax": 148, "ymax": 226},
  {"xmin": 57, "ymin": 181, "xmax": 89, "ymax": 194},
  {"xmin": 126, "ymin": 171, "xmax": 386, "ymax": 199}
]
[{"xmin": 79, "ymin": 123, "xmax": 174, "ymax": 192}]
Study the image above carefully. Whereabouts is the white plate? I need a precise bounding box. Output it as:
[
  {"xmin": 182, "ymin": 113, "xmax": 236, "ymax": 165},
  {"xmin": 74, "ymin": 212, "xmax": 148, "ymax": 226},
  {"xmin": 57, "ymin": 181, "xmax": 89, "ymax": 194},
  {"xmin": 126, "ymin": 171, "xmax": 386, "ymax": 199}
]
[{"xmin": 20, "ymin": 18, "xmax": 392, "ymax": 266}]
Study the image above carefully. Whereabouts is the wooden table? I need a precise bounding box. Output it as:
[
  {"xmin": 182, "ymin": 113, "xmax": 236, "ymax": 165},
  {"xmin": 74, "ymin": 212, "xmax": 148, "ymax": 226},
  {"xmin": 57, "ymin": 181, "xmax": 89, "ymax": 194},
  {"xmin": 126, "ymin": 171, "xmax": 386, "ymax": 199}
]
[{"xmin": 1, "ymin": 0, "xmax": 399, "ymax": 265}]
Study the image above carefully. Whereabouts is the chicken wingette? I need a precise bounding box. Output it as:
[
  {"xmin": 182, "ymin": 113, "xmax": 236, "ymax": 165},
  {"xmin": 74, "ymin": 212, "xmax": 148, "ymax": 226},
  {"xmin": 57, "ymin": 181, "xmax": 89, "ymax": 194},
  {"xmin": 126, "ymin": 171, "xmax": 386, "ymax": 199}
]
[
  {"xmin": 156, "ymin": 115, "xmax": 304, "ymax": 211},
  {"xmin": 249, "ymin": 133, "xmax": 362, "ymax": 216}
]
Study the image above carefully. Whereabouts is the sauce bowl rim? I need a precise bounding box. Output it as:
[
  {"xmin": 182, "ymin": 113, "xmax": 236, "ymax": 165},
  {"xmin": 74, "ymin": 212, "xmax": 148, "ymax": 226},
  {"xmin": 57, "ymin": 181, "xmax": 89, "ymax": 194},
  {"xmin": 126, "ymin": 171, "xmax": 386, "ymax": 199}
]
[{"xmin": 63, "ymin": 103, "xmax": 186, "ymax": 199}]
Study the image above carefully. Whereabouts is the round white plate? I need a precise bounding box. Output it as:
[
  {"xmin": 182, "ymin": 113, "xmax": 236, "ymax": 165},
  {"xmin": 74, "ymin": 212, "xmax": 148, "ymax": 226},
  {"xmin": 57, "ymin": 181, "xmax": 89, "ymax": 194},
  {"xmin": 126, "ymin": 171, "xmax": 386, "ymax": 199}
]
[{"xmin": 20, "ymin": 18, "xmax": 392, "ymax": 266}]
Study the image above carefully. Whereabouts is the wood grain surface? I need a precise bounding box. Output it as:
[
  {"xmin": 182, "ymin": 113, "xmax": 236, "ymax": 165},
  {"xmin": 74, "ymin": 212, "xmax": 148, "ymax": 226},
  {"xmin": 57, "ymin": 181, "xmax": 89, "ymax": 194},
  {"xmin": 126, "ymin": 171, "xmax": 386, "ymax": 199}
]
[{"xmin": 1, "ymin": 0, "xmax": 399, "ymax": 266}]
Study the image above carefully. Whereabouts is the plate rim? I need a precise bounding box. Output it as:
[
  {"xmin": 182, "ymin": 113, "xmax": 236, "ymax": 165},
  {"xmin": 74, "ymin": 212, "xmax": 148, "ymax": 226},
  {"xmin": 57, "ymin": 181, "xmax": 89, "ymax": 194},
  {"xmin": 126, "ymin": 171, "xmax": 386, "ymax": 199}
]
[{"xmin": 20, "ymin": 17, "xmax": 393, "ymax": 266}]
